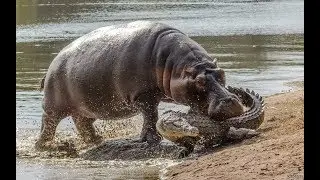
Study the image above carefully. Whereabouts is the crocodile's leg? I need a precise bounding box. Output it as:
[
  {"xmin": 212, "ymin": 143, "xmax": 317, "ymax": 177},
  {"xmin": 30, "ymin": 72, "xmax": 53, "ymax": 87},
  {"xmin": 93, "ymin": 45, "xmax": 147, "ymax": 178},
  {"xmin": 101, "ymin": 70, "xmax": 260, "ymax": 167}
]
[
  {"xmin": 176, "ymin": 136, "xmax": 199, "ymax": 158},
  {"xmin": 223, "ymin": 127, "xmax": 260, "ymax": 143}
]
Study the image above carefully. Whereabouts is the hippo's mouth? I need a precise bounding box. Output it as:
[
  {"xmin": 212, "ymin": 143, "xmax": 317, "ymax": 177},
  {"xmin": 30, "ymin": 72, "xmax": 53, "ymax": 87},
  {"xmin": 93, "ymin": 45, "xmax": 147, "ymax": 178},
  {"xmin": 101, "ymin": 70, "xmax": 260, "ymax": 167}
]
[{"xmin": 207, "ymin": 94, "xmax": 245, "ymax": 121}]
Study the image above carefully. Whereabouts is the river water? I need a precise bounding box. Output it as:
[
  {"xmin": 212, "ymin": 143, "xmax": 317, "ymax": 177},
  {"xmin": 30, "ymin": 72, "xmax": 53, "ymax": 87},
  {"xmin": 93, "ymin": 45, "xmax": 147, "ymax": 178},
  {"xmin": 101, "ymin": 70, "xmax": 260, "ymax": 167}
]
[{"xmin": 16, "ymin": 0, "xmax": 304, "ymax": 179}]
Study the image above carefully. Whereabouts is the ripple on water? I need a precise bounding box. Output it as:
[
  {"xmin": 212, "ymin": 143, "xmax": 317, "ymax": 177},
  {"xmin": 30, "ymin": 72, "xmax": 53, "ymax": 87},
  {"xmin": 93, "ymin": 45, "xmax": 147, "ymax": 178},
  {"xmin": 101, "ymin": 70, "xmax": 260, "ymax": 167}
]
[
  {"xmin": 16, "ymin": 126, "xmax": 181, "ymax": 180},
  {"xmin": 17, "ymin": 156, "xmax": 180, "ymax": 180}
]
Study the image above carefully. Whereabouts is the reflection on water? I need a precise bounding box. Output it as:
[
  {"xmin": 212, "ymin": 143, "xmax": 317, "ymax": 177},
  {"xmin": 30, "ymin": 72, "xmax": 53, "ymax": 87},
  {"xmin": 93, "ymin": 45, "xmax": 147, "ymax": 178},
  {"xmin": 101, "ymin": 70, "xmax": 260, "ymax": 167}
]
[
  {"xmin": 17, "ymin": 0, "xmax": 302, "ymax": 26},
  {"xmin": 16, "ymin": 0, "xmax": 303, "ymax": 179},
  {"xmin": 17, "ymin": 157, "xmax": 178, "ymax": 180},
  {"xmin": 16, "ymin": 0, "xmax": 303, "ymax": 42}
]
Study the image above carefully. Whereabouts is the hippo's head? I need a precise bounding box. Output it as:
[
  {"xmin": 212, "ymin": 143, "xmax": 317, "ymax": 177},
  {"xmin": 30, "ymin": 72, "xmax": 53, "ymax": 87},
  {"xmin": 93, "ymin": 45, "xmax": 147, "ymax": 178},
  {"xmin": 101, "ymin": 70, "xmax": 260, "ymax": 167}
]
[{"xmin": 169, "ymin": 58, "xmax": 244, "ymax": 120}]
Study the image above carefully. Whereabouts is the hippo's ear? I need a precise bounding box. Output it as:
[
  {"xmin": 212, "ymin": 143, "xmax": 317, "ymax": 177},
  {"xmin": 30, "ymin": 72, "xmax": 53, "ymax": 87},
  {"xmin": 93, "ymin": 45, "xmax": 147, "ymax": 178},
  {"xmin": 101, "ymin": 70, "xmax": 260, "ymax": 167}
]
[{"xmin": 212, "ymin": 58, "xmax": 218, "ymax": 67}]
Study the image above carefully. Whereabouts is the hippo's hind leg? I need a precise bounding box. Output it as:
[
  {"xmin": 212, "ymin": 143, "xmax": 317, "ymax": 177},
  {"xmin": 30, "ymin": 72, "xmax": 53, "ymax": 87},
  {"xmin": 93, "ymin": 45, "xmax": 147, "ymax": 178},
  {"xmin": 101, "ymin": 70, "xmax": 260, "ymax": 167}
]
[
  {"xmin": 35, "ymin": 112, "xmax": 66, "ymax": 151},
  {"xmin": 72, "ymin": 116, "xmax": 103, "ymax": 145}
]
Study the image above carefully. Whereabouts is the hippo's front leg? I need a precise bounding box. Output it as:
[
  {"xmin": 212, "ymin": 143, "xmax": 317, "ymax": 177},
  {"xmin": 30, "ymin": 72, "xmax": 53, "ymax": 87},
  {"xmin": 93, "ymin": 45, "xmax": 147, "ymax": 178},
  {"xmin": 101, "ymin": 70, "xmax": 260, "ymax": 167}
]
[{"xmin": 135, "ymin": 92, "xmax": 162, "ymax": 145}]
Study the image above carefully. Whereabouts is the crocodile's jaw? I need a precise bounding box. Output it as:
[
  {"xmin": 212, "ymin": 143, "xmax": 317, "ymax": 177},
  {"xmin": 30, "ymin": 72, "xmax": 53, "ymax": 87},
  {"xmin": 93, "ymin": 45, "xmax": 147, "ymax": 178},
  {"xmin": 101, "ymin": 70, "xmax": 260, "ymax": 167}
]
[{"xmin": 156, "ymin": 111, "xmax": 200, "ymax": 142}]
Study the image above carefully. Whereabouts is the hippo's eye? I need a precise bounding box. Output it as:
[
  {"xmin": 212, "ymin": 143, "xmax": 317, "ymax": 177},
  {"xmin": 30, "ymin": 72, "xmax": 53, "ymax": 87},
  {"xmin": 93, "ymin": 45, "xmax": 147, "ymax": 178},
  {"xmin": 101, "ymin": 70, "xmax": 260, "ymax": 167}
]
[
  {"xmin": 195, "ymin": 74, "xmax": 207, "ymax": 92},
  {"xmin": 214, "ymin": 70, "xmax": 226, "ymax": 86},
  {"xmin": 196, "ymin": 75, "xmax": 206, "ymax": 86},
  {"xmin": 206, "ymin": 68, "xmax": 225, "ymax": 85}
]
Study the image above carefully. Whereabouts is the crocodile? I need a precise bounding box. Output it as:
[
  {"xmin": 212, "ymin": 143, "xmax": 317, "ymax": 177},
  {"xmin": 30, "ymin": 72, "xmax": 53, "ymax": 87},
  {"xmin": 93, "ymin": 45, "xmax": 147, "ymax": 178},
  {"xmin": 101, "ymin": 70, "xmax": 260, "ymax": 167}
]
[{"xmin": 156, "ymin": 86, "xmax": 265, "ymax": 153}]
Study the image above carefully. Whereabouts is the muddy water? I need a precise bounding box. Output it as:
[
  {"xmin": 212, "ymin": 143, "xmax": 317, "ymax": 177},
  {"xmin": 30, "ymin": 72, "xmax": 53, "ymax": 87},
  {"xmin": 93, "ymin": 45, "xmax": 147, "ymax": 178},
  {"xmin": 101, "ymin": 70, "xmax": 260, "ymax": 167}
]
[{"xmin": 16, "ymin": 0, "xmax": 303, "ymax": 179}]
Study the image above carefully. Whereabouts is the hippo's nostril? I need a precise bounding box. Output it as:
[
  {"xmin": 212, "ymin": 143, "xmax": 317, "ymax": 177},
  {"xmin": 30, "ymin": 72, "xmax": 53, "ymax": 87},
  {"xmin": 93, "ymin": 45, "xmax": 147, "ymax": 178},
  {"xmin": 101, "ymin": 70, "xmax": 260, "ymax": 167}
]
[
  {"xmin": 223, "ymin": 97, "xmax": 241, "ymax": 105},
  {"xmin": 231, "ymin": 98, "xmax": 239, "ymax": 104},
  {"xmin": 228, "ymin": 94, "xmax": 241, "ymax": 101}
]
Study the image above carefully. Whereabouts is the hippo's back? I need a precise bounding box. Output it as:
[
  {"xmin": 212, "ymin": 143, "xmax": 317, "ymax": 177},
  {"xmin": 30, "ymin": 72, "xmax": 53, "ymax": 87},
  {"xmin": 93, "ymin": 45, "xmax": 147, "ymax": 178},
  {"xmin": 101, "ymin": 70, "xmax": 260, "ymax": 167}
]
[{"xmin": 42, "ymin": 21, "xmax": 180, "ymax": 118}]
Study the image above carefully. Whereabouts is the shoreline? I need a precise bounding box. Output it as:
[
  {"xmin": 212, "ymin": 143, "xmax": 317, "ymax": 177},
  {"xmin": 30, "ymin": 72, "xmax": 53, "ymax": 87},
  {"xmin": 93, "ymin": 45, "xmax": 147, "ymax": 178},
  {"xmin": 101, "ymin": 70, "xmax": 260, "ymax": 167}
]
[{"xmin": 162, "ymin": 86, "xmax": 304, "ymax": 180}]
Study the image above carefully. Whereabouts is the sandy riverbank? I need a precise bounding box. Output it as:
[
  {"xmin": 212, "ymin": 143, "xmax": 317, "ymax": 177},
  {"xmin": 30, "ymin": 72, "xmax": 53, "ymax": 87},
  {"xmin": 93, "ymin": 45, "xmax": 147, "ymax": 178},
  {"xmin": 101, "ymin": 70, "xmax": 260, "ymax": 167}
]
[{"xmin": 163, "ymin": 88, "xmax": 304, "ymax": 180}]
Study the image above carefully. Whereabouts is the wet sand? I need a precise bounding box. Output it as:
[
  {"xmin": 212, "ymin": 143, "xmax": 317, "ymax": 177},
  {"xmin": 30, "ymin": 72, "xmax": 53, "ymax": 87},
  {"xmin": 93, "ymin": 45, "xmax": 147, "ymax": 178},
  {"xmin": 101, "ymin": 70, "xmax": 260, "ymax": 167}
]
[{"xmin": 163, "ymin": 87, "xmax": 304, "ymax": 180}]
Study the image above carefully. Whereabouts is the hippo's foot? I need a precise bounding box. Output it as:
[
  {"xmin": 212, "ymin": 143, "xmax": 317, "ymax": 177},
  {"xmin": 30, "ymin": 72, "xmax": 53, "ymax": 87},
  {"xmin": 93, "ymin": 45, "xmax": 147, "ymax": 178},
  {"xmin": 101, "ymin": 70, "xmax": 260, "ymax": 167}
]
[
  {"xmin": 35, "ymin": 140, "xmax": 78, "ymax": 157},
  {"xmin": 82, "ymin": 134, "xmax": 103, "ymax": 146},
  {"xmin": 35, "ymin": 140, "xmax": 55, "ymax": 151},
  {"xmin": 139, "ymin": 130, "xmax": 162, "ymax": 146}
]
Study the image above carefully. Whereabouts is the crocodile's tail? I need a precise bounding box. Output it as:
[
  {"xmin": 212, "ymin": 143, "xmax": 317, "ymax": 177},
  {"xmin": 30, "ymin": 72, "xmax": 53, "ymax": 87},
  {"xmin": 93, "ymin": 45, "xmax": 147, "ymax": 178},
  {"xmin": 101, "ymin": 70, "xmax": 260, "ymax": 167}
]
[
  {"xmin": 224, "ymin": 86, "xmax": 265, "ymax": 130},
  {"xmin": 39, "ymin": 75, "xmax": 46, "ymax": 91}
]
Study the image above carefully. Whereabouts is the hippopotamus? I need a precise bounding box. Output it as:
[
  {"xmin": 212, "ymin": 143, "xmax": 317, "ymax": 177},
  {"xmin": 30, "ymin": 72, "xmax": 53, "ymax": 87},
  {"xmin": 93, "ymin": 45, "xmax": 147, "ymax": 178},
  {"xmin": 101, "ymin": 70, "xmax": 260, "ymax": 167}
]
[{"xmin": 35, "ymin": 21, "xmax": 244, "ymax": 150}]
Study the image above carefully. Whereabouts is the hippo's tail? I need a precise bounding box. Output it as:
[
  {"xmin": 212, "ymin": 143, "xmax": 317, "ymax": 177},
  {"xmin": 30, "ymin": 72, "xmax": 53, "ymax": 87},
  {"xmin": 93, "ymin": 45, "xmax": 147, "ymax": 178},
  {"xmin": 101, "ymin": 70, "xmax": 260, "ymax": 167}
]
[{"xmin": 39, "ymin": 75, "xmax": 46, "ymax": 91}]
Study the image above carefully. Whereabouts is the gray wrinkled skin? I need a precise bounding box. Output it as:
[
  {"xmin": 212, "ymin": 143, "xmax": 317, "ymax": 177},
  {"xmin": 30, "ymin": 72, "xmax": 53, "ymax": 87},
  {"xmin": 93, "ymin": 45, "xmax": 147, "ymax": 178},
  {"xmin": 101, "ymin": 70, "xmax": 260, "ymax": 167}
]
[{"xmin": 35, "ymin": 21, "xmax": 244, "ymax": 151}]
